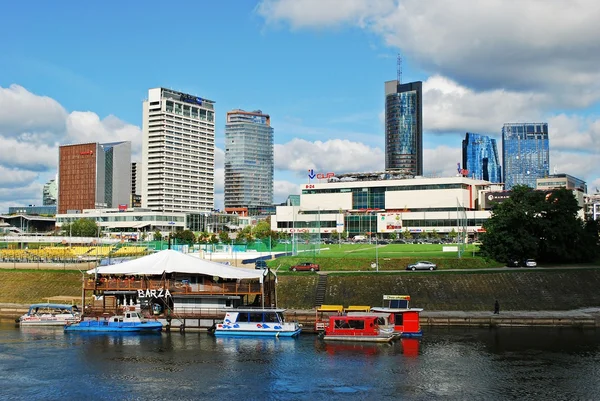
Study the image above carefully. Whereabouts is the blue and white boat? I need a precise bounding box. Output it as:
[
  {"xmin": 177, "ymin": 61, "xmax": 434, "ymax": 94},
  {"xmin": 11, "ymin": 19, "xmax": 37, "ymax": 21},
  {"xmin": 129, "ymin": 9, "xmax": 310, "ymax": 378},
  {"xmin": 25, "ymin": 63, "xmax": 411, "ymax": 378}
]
[
  {"xmin": 18, "ymin": 303, "xmax": 81, "ymax": 327},
  {"xmin": 212, "ymin": 309, "xmax": 301, "ymax": 337},
  {"xmin": 64, "ymin": 311, "xmax": 163, "ymax": 333}
]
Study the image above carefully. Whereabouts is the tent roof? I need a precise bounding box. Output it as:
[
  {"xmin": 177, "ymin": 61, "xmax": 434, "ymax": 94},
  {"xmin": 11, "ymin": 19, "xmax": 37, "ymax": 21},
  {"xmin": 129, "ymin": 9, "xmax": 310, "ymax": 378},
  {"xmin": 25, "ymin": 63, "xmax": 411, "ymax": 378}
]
[{"xmin": 86, "ymin": 250, "xmax": 268, "ymax": 282}]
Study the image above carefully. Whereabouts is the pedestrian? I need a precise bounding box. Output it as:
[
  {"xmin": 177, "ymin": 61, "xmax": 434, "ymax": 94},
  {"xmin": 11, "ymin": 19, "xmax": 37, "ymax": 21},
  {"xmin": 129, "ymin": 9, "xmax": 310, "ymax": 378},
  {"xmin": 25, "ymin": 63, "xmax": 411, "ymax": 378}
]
[{"xmin": 494, "ymin": 300, "xmax": 500, "ymax": 314}]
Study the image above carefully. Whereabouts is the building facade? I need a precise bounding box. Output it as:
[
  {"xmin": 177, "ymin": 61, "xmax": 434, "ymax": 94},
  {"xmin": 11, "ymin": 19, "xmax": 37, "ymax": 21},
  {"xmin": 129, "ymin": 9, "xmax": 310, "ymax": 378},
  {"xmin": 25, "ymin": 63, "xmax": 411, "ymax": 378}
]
[
  {"xmin": 42, "ymin": 177, "xmax": 58, "ymax": 206},
  {"xmin": 385, "ymin": 80, "xmax": 423, "ymax": 176},
  {"xmin": 224, "ymin": 109, "xmax": 274, "ymax": 211},
  {"xmin": 462, "ymin": 133, "xmax": 501, "ymax": 183},
  {"xmin": 537, "ymin": 173, "xmax": 587, "ymax": 213},
  {"xmin": 141, "ymin": 88, "xmax": 216, "ymax": 213},
  {"xmin": 502, "ymin": 123, "xmax": 549, "ymax": 190},
  {"xmin": 271, "ymin": 175, "xmax": 498, "ymax": 238},
  {"xmin": 101, "ymin": 142, "xmax": 131, "ymax": 209},
  {"xmin": 131, "ymin": 162, "xmax": 142, "ymax": 208},
  {"xmin": 58, "ymin": 142, "xmax": 131, "ymax": 214}
]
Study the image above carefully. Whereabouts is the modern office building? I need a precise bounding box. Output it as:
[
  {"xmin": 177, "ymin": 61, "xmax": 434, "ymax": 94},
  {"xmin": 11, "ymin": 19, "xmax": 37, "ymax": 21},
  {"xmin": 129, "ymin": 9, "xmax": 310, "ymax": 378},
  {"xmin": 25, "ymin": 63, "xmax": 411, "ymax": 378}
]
[
  {"xmin": 537, "ymin": 173, "xmax": 587, "ymax": 212},
  {"xmin": 42, "ymin": 177, "xmax": 58, "ymax": 206},
  {"xmin": 57, "ymin": 142, "xmax": 131, "ymax": 214},
  {"xmin": 462, "ymin": 133, "xmax": 501, "ymax": 183},
  {"xmin": 131, "ymin": 162, "xmax": 142, "ymax": 208},
  {"xmin": 224, "ymin": 109, "xmax": 274, "ymax": 211},
  {"xmin": 502, "ymin": 123, "xmax": 549, "ymax": 190},
  {"xmin": 142, "ymin": 87, "xmax": 216, "ymax": 213},
  {"xmin": 271, "ymin": 173, "xmax": 500, "ymax": 238},
  {"xmin": 384, "ymin": 80, "xmax": 423, "ymax": 176}
]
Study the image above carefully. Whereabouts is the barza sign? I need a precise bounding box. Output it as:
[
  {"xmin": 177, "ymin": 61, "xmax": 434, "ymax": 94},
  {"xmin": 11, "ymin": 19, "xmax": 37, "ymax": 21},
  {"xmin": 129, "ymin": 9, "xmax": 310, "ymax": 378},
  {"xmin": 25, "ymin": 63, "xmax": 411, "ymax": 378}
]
[{"xmin": 137, "ymin": 289, "xmax": 172, "ymax": 298}]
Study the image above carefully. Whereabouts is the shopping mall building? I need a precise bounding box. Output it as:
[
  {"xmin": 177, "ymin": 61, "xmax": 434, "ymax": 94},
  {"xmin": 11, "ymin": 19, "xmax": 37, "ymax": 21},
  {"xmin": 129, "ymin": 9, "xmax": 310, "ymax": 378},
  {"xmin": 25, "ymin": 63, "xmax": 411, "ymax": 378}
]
[{"xmin": 270, "ymin": 173, "xmax": 502, "ymax": 239}]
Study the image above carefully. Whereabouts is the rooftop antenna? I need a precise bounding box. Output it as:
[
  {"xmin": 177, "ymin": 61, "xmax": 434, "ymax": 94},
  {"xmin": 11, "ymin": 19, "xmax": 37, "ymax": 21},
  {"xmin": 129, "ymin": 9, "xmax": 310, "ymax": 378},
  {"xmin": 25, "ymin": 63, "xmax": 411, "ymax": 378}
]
[{"xmin": 397, "ymin": 54, "xmax": 402, "ymax": 84}]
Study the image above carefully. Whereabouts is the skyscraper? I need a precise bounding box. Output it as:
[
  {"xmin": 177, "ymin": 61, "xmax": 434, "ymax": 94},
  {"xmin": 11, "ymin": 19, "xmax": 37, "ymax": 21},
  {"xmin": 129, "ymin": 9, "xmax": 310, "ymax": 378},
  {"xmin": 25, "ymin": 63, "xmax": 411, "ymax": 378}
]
[
  {"xmin": 502, "ymin": 123, "xmax": 549, "ymax": 190},
  {"xmin": 462, "ymin": 133, "xmax": 501, "ymax": 183},
  {"xmin": 141, "ymin": 88, "xmax": 215, "ymax": 213},
  {"xmin": 131, "ymin": 162, "xmax": 142, "ymax": 208},
  {"xmin": 385, "ymin": 80, "xmax": 423, "ymax": 176},
  {"xmin": 42, "ymin": 177, "xmax": 58, "ymax": 206},
  {"xmin": 224, "ymin": 109, "xmax": 274, "ymax": 210},
  {"xmin": 57, "ymin": 141, "xmax": 131, "ymax": 214}
]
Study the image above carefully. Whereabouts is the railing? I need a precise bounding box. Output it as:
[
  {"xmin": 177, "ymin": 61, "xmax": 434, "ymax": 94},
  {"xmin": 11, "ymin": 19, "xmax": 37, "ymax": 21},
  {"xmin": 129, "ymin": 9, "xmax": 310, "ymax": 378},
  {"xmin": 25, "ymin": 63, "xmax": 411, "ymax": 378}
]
[{"xmin": 84, "ymin": 278, "xmax": 262, "ymax": 295}]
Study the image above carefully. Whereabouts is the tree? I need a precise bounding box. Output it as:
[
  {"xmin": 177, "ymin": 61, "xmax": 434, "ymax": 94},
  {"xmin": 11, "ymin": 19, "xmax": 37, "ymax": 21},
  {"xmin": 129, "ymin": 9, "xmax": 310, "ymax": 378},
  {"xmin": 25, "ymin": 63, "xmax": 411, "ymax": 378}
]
[
  {"xmin": 448, "ymin": 228, "xmax": 458, "ymax": 242},
  {"xmin": 153, "ymin": 230, "xmax": 163, "ymax": 241},
  {"xmin": 402, "ymin": 229, "xmax": 412, "ymax": 239},
  {"xmin": 62, "ymin": 218, "xmax": 100, "ymax": 237},
  {"xmin": 480, "ymin": 186, "xmax": 599, "ymax": 263},
  {"xmin": 430, "ymin": 229, "xmax": 440, "ymax": 239},
  {"xmin": 236, "ymin": 226, "xmax": 254, "ymax": 244},
  {"xmin": 218, "ymin": 231, "xmax": 230, "ymax": 243}
]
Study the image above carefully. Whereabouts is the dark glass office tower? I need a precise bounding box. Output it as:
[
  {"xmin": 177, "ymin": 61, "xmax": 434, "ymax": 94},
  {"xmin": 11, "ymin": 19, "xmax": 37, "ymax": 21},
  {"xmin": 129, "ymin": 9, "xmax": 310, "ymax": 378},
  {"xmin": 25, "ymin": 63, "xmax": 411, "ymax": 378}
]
[
  {"xmin": 462, "ymin": 133, "xmax": 501, "ymax": 182},
  {"xmin": 385, "ymin": 80, "xmax": 423, "ymax": 176},
  {"xmin": 502, "ymin": 123, "xmax": 549, "ymax": 190}
]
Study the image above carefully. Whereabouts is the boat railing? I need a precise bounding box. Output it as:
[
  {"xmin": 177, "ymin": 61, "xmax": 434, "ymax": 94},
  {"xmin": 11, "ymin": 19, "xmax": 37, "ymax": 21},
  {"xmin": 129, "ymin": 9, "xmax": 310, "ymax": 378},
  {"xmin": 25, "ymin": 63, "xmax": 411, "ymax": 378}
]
[{"xmin": 84, "ymin": 278, "xmax": 262, "ymax": 295}]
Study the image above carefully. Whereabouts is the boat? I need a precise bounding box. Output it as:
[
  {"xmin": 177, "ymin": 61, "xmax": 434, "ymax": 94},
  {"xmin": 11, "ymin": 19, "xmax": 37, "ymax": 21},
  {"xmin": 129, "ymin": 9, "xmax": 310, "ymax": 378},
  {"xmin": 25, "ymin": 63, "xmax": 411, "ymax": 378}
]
[
  {"xmin": 371, "ymin": 295, "xmax": 424, "ymax": 337},
  {"xmin": 18, "ymin": 303, "xmax": 81, "ymax": 327},
  {"xmin": 64, "ymin": 311, "xmax": 163, "ymax": 333},
  {"xmin": 212, "ymin": 308, "xmax": 302, "ymax": 337},
  {"xmin": 320, "ymin": 314, "xmax": 397, "ymax": 343}
]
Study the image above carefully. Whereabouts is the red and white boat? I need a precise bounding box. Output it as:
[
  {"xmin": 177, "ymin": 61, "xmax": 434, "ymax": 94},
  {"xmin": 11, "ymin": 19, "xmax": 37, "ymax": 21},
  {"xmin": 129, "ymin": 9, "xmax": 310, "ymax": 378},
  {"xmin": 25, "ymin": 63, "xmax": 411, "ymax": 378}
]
[
  {"xmin": 320, "ymin": 314, "xmax": 397, "ymax": 343},
  {"xmin": 371, "ymin": 295, "xmax": 423, "ymax": 338}
]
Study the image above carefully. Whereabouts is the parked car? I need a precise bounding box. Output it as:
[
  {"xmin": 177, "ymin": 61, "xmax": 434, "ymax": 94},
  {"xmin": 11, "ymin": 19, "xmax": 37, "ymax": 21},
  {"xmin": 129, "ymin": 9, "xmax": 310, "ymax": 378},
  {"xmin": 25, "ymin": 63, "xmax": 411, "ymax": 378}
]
[
  {"xmin": 255, "ymin": 260, "xmax": 268, "ymax": 270},
  {"xmin": 523, "ymin": 259, "xmax": 537, "ymax": 267},
  {"xmin": 289, "ymin": 262, "xmax": 320, "ymax": 272},
  {"xmin": 507, "ymin": 259, "xmax": 521, "ymax": 268},
  {"xmin": 406, "ymin": 261, "xmax": 437, "ymax": 271}
]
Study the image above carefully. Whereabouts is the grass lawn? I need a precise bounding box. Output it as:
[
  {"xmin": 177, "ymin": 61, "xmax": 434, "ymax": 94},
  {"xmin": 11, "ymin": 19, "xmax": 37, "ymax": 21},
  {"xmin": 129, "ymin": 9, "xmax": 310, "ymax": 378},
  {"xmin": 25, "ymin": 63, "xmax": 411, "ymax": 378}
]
[{"xmin": 269, "ymin": 243, "xmax": 498, "ymax": 272}]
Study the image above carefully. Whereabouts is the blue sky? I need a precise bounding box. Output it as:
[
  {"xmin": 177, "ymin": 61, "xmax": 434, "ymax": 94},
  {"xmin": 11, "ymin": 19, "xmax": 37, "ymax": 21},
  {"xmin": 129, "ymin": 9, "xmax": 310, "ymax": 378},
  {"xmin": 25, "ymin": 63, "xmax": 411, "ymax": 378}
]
[{"xmin": 1, "ymin": 0, "xmax": 600, "ymax": 212}]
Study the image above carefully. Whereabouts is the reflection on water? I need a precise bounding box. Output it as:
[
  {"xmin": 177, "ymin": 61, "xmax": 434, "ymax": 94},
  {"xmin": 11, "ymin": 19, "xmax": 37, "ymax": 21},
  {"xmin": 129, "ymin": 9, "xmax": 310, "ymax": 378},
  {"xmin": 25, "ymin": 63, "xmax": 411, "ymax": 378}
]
[{"xmin": 1, "ymin": 320, "xmax": 600, "ymax": 400}]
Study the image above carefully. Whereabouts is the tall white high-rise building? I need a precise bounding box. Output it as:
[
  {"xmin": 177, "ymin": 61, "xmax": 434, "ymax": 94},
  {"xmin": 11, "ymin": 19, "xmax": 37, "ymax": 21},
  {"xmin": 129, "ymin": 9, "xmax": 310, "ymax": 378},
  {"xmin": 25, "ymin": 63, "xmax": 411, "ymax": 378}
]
[{"xmin": 142, "ymin": 88, "xmax": 216, "ymax": 213}]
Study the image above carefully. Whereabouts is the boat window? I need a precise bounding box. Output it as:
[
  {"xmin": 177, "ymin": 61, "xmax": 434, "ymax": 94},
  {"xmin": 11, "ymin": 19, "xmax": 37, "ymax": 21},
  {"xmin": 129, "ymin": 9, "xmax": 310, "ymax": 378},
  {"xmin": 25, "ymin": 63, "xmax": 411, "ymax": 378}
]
[
  {"xmin": 249, "ymin": 313, "xmax": 264, "ymax": 322},
  {"xmin": 377, "ymin": 317, "xmax": 386, "ymax": 325},
  {"xmin": 237, "ymin": 312, "xmax": 249, "ymax": 322},
  {"xmin": 264, "ymin": 313, "xmax": 279, "ymax": 323},
  {"xmin": 348, "ymin": 319, "xmax": 365, "ymax": 330},
  {"xmin": 394, "ymin": 313, "xmax": 404, "ymax": 325},
  {"xmin": 126, "ymin": 313, "xmax": 131, "ymax": 318}
]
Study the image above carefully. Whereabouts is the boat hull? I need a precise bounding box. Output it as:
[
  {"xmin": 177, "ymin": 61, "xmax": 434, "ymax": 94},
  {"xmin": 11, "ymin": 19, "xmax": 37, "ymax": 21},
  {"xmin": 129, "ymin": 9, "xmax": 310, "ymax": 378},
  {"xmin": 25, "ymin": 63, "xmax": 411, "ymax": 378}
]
[
  {"xmin": 20, "ymin": 319, "xmax": 79, "ymax": 327},
  {"xmin": 64, "ymin": 321, "xmax": 163, "ymax": 333},
  {"xmin": 213, "ymin": 328, "xmax": 301, "ymax": 338},
  {"xmin": 322, "ymin": 334, "xmax": 395, "ymax": 343}
]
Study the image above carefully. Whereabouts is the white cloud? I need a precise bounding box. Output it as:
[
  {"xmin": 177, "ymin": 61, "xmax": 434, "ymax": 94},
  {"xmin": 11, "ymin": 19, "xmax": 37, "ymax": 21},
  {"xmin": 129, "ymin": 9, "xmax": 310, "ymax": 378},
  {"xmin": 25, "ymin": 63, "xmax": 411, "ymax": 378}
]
[
  {"xmin": 0, "ymin": 84, "xmax": 67, "ymax": 135},
  {"xmin": 0, "ymin": 85, "xmax": 143, "ymax": 211},
  {"xmin": 548, "ymin": 114, "xmax": 600, "ymax": 153},
  {"xmin": 423, "ymin": 75, "xmax": 547, "ymax": 134},
  {"xmin": 423, "ymin": 145, "xmax": 462, "ymax": 178},
  {"xmin": 257, "ymin": 0, "xmax": 600, "ymax": 107},
  {"xmin": 256, "ymin": 0, "xmax": 395, "ymax": 29},
  {"xmin": 274, "ymin": 180, "xmax": 300, "ymax": 203},
  {"xmin": 66, "ymin": 112, "xmax": 143, "ymax": 159},
  {"xmin": 274, "ymin": 138, "xmax": 383, "ymax": 175},
  {"xmin": 0, "ymin": 166, "xmax": 39, "ymax": 188}
]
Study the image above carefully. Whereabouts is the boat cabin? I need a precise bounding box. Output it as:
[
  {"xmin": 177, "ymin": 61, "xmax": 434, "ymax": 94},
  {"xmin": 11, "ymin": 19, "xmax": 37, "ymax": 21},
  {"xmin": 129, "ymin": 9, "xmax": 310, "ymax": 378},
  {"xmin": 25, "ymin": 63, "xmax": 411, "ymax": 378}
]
[
  {"xmin": 324, "ymin": 315, "xmax": 382, "ymax": 337},
  {"xmin": 315, "ymin": 305, "xmax": 343, "ymax": 331},
  {"xmin": 371, "ymin": 295, "xmax": 423, "ymax": 337},
  {"xmin": 223, "ymin": 309, "xmax": 287, "ymax": 325}
]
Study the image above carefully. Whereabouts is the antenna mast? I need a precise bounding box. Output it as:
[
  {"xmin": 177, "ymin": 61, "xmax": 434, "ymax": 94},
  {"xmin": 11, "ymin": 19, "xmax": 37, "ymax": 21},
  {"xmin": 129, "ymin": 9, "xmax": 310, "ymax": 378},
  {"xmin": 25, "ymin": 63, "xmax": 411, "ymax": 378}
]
[{"xmin": 397, "ymin": 54, "xmax": 402, "ymax": 84}]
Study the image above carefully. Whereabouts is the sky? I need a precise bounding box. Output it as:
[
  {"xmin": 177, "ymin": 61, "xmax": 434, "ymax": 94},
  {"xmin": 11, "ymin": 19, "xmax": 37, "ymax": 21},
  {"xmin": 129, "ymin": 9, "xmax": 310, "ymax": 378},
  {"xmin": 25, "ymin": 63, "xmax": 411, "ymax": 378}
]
[{"xmin": 1, "ymin": 0, "xmax": 600, "ymax": 213}]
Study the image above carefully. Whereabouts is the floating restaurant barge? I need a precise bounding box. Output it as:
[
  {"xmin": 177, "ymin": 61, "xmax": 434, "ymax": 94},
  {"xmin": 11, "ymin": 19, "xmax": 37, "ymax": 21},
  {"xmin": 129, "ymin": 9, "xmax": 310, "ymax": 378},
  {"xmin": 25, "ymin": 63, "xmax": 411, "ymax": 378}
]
[{"xmin": 81, "ymin": 250, "xmax": 276, "ymax": 330}]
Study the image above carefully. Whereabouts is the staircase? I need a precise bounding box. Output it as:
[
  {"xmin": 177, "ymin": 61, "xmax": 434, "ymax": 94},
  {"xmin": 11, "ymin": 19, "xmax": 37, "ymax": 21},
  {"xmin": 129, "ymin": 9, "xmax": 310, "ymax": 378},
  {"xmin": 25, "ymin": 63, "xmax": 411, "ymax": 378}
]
[{"xmin": 314, "ymin": 274, "xmax": 328, "ymax": 307}]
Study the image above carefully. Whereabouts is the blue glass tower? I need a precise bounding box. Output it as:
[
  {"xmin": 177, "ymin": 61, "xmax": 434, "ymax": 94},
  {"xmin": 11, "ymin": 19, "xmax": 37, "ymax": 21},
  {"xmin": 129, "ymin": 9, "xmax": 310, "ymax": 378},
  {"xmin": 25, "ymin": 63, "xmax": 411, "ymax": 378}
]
[
  {"xmin": 385, "ymin": 81, "xmax": 423, "ymax": 176},
  {"xmin": 462, "ymin": 133, "xmax": 501, "ymax": 182},
  {"xmin": 502, "ymin": 123, "xmax": 549, "ymax": 190}
]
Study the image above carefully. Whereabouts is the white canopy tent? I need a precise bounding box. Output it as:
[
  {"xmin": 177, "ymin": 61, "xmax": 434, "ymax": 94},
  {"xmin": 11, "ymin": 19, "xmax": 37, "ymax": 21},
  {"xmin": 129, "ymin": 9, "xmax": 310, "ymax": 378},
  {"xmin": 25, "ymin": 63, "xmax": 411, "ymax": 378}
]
[{"xmin": 86, "ymin": 249, "xmax": 269, "ymax": 283}]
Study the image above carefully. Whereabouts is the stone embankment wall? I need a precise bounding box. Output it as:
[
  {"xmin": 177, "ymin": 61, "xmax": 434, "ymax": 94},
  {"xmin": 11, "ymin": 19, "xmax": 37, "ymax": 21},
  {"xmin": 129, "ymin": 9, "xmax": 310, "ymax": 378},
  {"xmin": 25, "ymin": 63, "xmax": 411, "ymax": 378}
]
[{"xmin": 278, "ymin": 269, "xmax": 600, "ymax": 311}]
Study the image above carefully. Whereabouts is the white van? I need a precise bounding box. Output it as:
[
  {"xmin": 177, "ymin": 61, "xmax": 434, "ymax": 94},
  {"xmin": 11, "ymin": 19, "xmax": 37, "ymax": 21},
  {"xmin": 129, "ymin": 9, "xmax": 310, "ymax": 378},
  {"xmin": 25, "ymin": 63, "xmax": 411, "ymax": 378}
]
[{"xmin": 353, "ymin": 235, "xmax": 366, "ymax": 241}]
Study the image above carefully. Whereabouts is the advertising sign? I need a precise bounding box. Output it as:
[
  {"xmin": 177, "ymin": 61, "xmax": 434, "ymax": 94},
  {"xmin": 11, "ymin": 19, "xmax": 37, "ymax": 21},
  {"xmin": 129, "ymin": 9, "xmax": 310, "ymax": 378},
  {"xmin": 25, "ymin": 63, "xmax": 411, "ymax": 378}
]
[{"xmin": 377, "ymin": 212, "xmax": 403, "ymax": 233}]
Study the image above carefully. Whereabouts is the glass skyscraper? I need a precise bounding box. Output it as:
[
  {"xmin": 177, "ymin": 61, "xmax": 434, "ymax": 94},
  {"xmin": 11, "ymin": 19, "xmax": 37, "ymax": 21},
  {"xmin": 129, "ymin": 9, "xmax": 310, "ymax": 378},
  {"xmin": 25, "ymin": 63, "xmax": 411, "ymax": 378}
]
[
  {"xmin": 385, "ymin": 80, "xmax": 423, "ymax": 176},
  {"xmin": 224, "ymin": 109, "xmax": 274, "ymax": 210},
  {"xmin": 502, "ymin": 123, "xmax": 549, "ymax": 190},
  {"xmin": 462, "ymin": 133, "xmax": 501, "ymax": 182}
]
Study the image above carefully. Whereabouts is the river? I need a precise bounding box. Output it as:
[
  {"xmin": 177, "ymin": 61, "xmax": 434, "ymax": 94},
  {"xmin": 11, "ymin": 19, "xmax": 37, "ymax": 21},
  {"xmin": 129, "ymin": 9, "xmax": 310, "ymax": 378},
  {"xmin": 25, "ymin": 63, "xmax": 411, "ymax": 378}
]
[{"xmin": 1, "ymin": 321, "xmax": 599, "ymax": 400}]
